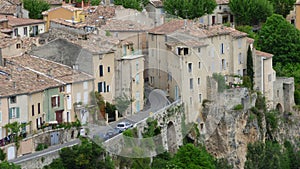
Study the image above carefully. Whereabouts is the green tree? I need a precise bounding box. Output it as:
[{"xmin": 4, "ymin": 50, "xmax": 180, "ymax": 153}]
[
  {"xmin": 229, "ymin": 0, "xmax": 273, "ymax": 26},
  {"xmin": 258, "ymin": 14, "xmax": 300, "ymax": 65},
  {"xmin": 4, "ymin": 122, "xmax": 30, "ymax": 150},
  {"xmin": 169, "ymin": 143, "xmax": 215, "ymax": 169},
  {"xmin": 114, "ymin": 0, "xmax": 149, "ymax": 11},
  {"xmin": 246, "ymin": 46, "xmax": 254, "ymax": 90},
  {"xmin": 23, "ymin": 0, "xmax": 50, "ymax": 19},
  {"xmin": 91, "ymin": 0, "xmax": 100, "ymax": 6},
  {"xmin": 269, "ymin": 0, "xmax": 296, "ymax": 18},
  {"xmin": 0, "ymin": 161, "xmax": 21, "ymax": 169},
  {"xmin": 163, "ymin": 0, "xmax": 216, "ymax": 19},
  {"xmin": 0, "ymin": 148, "xmax": 6, "ymax": 161}
]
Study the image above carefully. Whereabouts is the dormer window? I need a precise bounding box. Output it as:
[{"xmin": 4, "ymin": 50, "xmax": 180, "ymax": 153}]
[{"xmin": 177, "ymin": 47, "xmax": 189, "ymax": 55}]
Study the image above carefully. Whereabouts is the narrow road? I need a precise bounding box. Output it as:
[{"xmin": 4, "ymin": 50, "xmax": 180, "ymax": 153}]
[{"xmin": 8, "ymin": 139, "xmax": 80, "ymax": 164}]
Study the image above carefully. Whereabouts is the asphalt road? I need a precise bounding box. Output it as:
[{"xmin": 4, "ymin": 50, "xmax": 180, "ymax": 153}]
[
  {"xmin": 8, "ymin": 139, "xmax": 80, "ymax": 164},
  {"xmin": 87, "ymin": 88, "xmax": 170, "ymax": 140}
]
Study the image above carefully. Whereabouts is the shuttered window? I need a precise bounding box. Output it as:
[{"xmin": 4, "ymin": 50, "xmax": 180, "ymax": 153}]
[{"xmin": 9, "ymin": 107, "xmax": 20, "ymax": 119}]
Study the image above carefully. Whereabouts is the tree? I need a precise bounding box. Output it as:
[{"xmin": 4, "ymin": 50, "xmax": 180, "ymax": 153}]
[
  {"xmin": 269, "ymin": 0, "xmax": 296, "ymax": 18},
  {"xmin": 91, "ymin": 0, "xmax": 101, "ymax": 6},
  {"xmin": 163, "ymin": 0, "xmax": 216, "ymax": 19},
  {"xmin": 4, "ymin": 122, "xmax": 30, "ymax": 150},
  {"xmin": 246, "ymin": 46, "xmax": 254, "ymax": 90},
  {"xmin": 169, "ymin": 143, "xmax": 216, "ymax": 169},
  {"xmin": 23, "ymin": 0, "xmax": 50, "ymax": 19},
  {"xmin": 258, "ymin": 14, "xmax": 300, "ymax": 65},
  {"xmin": 229, "ymin": 0, "xmax": 273, "ymax": 26},
  {"xmin": 114, "ymin": 0, "xmax": 149, "ymax": 11},
  {"xmin": 0, "ymin": 161, "xmax": 21, "ymax": 169},
  {"xmin": 0, "ymin": 148, "xmax": 6, "ymax": 161}
]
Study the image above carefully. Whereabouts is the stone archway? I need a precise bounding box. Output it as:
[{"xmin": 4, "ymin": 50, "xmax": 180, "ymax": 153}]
[
  {"xmin": 167, "ymin": 121, "xmax": 177, "ymax": 153},
  {"xmin": 276, "ymin": 103, "xmax": 283, "ymax": 113}
]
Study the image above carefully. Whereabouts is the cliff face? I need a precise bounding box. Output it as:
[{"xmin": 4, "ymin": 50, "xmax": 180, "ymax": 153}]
[{"xmin": 200, "ymin": 89, "xmax": 300, "ymax": 169}]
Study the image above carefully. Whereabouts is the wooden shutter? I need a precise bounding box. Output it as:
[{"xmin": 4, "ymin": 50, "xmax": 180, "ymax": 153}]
[
  {"xmin": 9, "ymin": 108, "xmax": 12, "ymax": 119},
  {"xmin": 16, "ymin": 107, "xmax": 20, "ymax": 118},
  {"xmin": 58, "ymin": 96, "xmax": 60, "ymax": 107}
]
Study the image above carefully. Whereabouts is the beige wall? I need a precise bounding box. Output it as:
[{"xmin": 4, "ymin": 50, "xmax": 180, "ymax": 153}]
[
  {"xmin": 263, "ymin": 57, "xmax": 275, "ymax": 109},
  {"xmin": 296, "ymin": 4, "xmax": 300, "ymax": 30},
  {"xmin": 93, "ymin": 52, "xmax": 115, "ymax": 103},
  {"xmin": 0, "ymin": 98, "xmax": 9, "ymax": 139},
  {"xmin": 28, "ymin": 92, "xmax": 44, "ymax": 134},
  {"xmin": 43, "ymin": 8, "xmax": 74, "ymax": 31}
]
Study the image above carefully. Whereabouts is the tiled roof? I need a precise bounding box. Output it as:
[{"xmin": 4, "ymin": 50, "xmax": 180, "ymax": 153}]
[
  {"xmin": 0, "ymin": 15, "xmax": 45, "ymax": 27},
  {"xmin": 246, "ymin": 37, "xmax": 254, "ymax": 43},
  {"xmin": 0, "ymin": 53, "xmax": 95, "ymax": 97},
  {"xmin": 84, "ymin": 5, "xmax": 115, "ymax": 26},
  {"xmin": 51, "ymin": 18, "xmax": 87, "ymax": 28},
  {"xmin": 148, "ymin": 20, "xmax": 186, "ymax": 34},
  {"xmin": 101, "ymin": 19, "xmax": 150, "ymax": 32},
  {"xmin": 42, "ymin": 5, "xmax": 82, "ymax": 15},
  {"xmin": 255, "ymin": 50, "xmax": 273, "ymax": 59},
  {"xmin": 9, "ymin": 54, "xmax": 94, "ymax": 84},
  {"xmin": 149, "ymin": 0, "xmax": 163, "ymax": 7},
  {"xmin": 216, "ymin": 0, "xmax": 230, "ymax": 4},
  {"xmin": 0, "ymin": 35, "xmax": 19, "ymax": 48},
  {"xmin": 0, "ymin": 1, "xmax": 17, "ymax": 15}
]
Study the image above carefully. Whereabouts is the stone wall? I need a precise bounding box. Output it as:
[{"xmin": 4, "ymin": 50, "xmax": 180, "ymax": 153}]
[
  {"xmin": 17, "ymin": 151, "xmax": 60, "ymax": 169},
  {"xmin": 273, "ymin": 77, "xmax": 295, "ymax": 112}
]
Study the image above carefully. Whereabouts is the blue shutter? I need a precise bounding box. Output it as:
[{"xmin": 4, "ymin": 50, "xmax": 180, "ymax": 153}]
[
  {"xmin": 16, "ymin": 107, "xmax": 20, "ymax": 118},
  {"xmin": 9, "ymin": 108, "xmax": 12, "ymax": 119}
]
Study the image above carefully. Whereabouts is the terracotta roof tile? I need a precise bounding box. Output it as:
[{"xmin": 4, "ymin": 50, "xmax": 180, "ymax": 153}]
[
  {"xmin": 148, "ymin": 19, "xmax": 186, "ymax": 34},
  {"xmin": 51, "ymin": 18, "xmax": 87, "ymax": 28},
  {"xmin": 255, "ymin": 50, "xmax": 273, "ymax": 59},
  {"xmin": 101, "ymin": 19, "xmax": 150, "ymax": 32},
  {"xmin": 42, "ymin": 5, "xmax": 82, "ymax": 15},
  {"xmin": 0, "ymin": 15, "xmax": 45, "ymax": 27},
  {"xmin": 84, "ymin": 5, "xmax": 115, "ymax": 26}
]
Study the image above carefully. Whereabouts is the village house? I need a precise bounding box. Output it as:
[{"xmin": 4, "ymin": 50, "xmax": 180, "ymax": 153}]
[
  {"xmin": 146, "ymin": 19, "xmax": 292, "ymax": 123},
  {"xmin": 0, "ymin": 0, "xmax": 29, "ymax": 18},
  {"xmin": 145, "ymin": 0, "xmax": 165, "ymax": 27},
  {"xmin": 0, "ymin": 15, "xmax": 45, "ymax": 38}
]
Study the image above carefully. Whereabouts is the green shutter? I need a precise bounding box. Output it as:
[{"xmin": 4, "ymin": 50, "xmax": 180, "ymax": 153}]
[
  {"xmin": 16, "ymin": 107, "xmax": 20, "ymax": 118},
  {"xmin": 9, "ymin": 108, "xmax": 12, "ymax": 119}
]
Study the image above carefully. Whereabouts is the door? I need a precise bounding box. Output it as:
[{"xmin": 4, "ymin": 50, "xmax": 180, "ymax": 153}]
[
  {"xmin": 50, "ymin": 131, "xmax": 59, "ymax": 145},
  {"xmin": 212, "ymin": 16, "xmax": 216, "ymax": 25},
  {"xmin": 55, "ymin": 110, "xmax": 63, "ymax": 124},
  {"xmin": 7, "ymin": 146, "xmax": 16, "ymax": 160}
]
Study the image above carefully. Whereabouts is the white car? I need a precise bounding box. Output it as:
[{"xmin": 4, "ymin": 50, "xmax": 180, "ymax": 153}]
[{"xmin": 116, "ymin": 122, "xmax": 133, "ymax": 132}]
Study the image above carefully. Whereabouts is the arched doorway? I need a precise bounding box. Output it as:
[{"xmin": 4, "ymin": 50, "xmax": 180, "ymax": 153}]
[
  {"xmin": 276, "ymin": 103, "xmax": 283, "ymax": 113},
  {"xmin": 167, "ymin": 121, "xmax": 177, "ymax": 153}
]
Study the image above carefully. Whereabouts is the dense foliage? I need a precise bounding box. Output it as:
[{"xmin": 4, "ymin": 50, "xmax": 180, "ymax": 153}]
[
  {"xmin": 91, "ymin": 0, "xmax": 101, "ymax": 6},
  {"xmin": 245, "ymin": 141, "xmax": 300, "ymax": 169},
  {"xmin": 229, "ymin": 0, "xmax": 273, "ymax": 26},
  {"xmin": 269, "ymin": 0, "xmax": 296, "ymax": 18},
  {"xmin": 0, "ymin": 161, "xmax": 21, "ymax": 169},
  {"xmin": 44, "ymin": 139, "xmax": 114, "ymax": 169},
  {"xmin": 114, "ymin": 0, "xmax": 149, "ymax": 11},
  {"xmin": 23, "ymin": 0, "xmax": 50, "ymax": 19},
  {"xmin": 163, "ymin": 0, "xmax": 216, "ymax": 19}
]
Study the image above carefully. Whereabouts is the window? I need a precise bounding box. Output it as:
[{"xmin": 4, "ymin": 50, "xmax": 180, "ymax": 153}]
[
  {"xmin": 238, "ymin": 53, "xmax": 242, "ymax": 64},
  {"xmin": 199, "ymin": 94, "xmax": 202, "ymax": 103},
  {"xmin": 59, "ymin": 86, "xmax": 65, "ymax": 92},
  {"xmin": 136, "ymin": 74, "xmax": 140, "ymax": 84},
  {"xmin": 177, "ymin": 47, "xmax": 189, "ymax": 55},
  {"xmin": 277, "ymin": 90, "xmax": 279, "ymax": 97},
  {"xmin": 99, "ymin": 65, "xmax": 103, "ymax": 77},
  {"xmin": 9, "ymin": 107, "xmax": 19, "ymax": 119},
  {"xmin": 107, "ymin": 66, "xmax": 110, "ymax": 72},
  {"xmin": 38, "ymin": 103, "xmax": 41, "ymax": 114},
  {"xmin": 198, "ymin": 62, "xmax": 201, "ymax": 69},
  {"xmin": 268, "ymin": 74, "xmax": 272, "ymax": 82},
  {"xmin": 14, "ymin": 28, "xmax": 18, "ymax": 36},
  {"xmin": 221, "ymin": 43, "xmax": 224, "ymax": 54},
  {"xmin": 190, "ymin": 78, "xmax": 193, "ymax": 89},
  {"xmin": 51, "ymin": 96, "xmax": 60, "ymax": 107},
  {"xmin": 32, "ymin": 105, "xmax": 34, "ymax": 116},
  {"xmin": 10, "ymin": 96, "xmax": 16, "ymax": 104},
  {"xmin": 103, "ymin": 81, "xmax": 106, "ymax": 92},
  {"xmin": 16, "ymin": 43, "xmax": 21, "ymax": 49},
  {"xmin": 198, "ymin": 48, "xmax": 201, "ymax": 53},
  {"xmin": 136, "ymin": 61, "xmax": 139, "ymax": 71},
  {"xmin": 107, "ymin": 85, "xmax": 110, "ymax": 92},
  {"xmin": 198, "ymin": 78, "xmax": 200, "ymax": 85},
  {"xmin": 23, "ymin": 27, "xmax": 27, "ymax": 36},
  {"xmin": 222, "ymin": 59, "xmax": 226, "ymax": 70},
  {"xmin": 188, "ymin": 63, "xmax": 192, "ymax": 73},
  {"xmin": 83, "ymin": 82, "xmax": 88, "ymax": 90},
  {"xmin": 238, "ymin": 39, "xmax": 242, "ymax": 48},
  {"xmin": 219, "ymin": 5, "xmax": 222, "ymax": 10},
  {"xmin": 98, "ymin": 82, "xmax": 103, "ymax": 92}
]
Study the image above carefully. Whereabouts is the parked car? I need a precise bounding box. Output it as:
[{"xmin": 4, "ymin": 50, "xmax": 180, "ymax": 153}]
[{"xmin": 116, "ymin": 122, "xmax": 133, "ymax": 132}]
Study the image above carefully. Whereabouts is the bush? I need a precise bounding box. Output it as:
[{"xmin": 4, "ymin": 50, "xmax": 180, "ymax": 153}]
[
  {"xmin": 36, "ymin": 143, "xmax": 48, "ymax": 151},
  {"xmin": 233, "ymin": 104, "xmax": 244, "ymax": 110}
]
